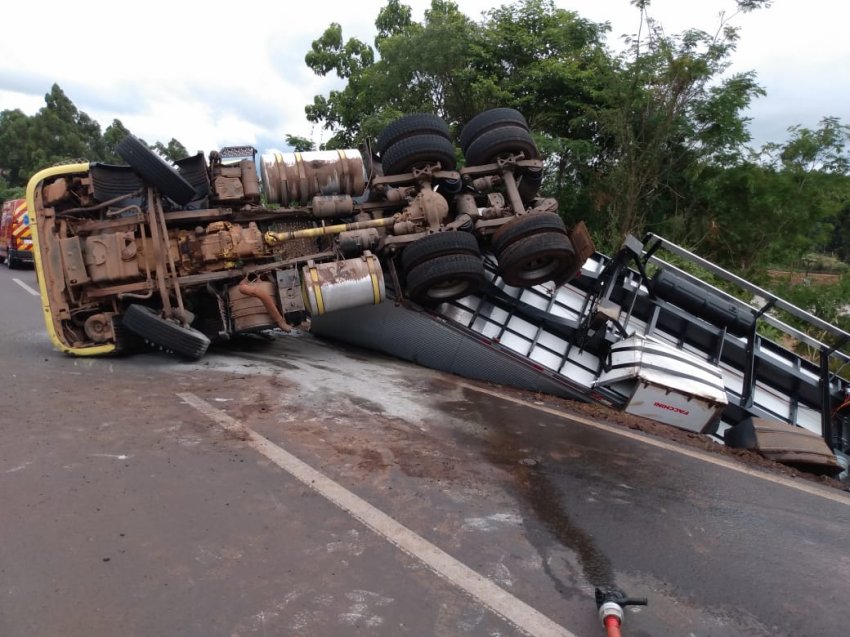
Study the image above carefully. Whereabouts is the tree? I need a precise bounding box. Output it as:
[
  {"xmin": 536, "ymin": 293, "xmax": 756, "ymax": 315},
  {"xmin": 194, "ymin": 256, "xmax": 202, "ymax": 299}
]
[
  {"xmin": 582, "ymin": 1, "xmax": 770, "ymax": 250},
  {"xmin": 301, "ymin": 0, "xmax": 850, "ymax": 284},
  {"xmin": 0, "ymin": 176, "xmax": 24, "ymax": 202},
  {"xmin": 26, "ymin": 84, "xmax": 105, "ymax": 173},
  {"xmin": 103, "ymin": 119, "xmax": 132, "ymax": 163},
  {"xmin": 304, "ymin": 0, "xmax": 609, "ymax": 149},
  {"xmin": 0, "ymin": 85, "xmax": 190, "ymax": 187},
  {"xmin": 0, "ymin": 109, "xmax": 33, "ymax": 185},
  {"xmin": 284, "ymin": 134, "xmax": 316, "ymax": 152},
  {"xmin": 825, "ymin": 203, "xmax": 850, "ymax": 262},
  {"xmin": 768, "ymin": 118, "xmax": 850, "ymax": 265},
  {"xmin": 152, "ymin": 138, "xmax": 190, "ymax": 162},
  {"xmin": 662, "ymin": 117, "xmax": 850, "ymax": 276}
]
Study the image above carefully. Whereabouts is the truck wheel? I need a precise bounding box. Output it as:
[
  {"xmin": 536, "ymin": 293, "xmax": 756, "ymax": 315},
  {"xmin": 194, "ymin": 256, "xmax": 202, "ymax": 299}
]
[
  {"xmin": 491, "ymin": 212, "xmax": 567, "ymax": 255},
  {"xmin": 376, "ymin": 114, "xmax": 451, "ymax": 157},
  {"xmin": 6, "ymin": 253, "xmax": 17, "ymax": 269},
  {"xmin": 496, "ymin": 231, "xmax": 575, "ymax": 288},
  {"xmin": 381, "ymin": 134, "xmax": 457, "ymax": 175},
  {"xmin": 459, "ymin": 108, "xmax": 529, "ymax": 154},
  {"xmin": 405, "ymin": 253, "xmax": 485, "ymax": 306},
  {"xmin": 464, "ymin": 125, "xmax": 539, "ymax": 166},
  {"xmin": 122, "ymin": 304, "xmax": 210, "ymax": 360},
  {"xmin": 401, "ymin": 231, "xmax": 481, "ymax": 272},
  {"xmin": 116, "ymin": 135, "xmax": 197, "ymax": 205},
  {"xmin": 111, "ymin": 315, "xmax": 146, "ymax": 354}
]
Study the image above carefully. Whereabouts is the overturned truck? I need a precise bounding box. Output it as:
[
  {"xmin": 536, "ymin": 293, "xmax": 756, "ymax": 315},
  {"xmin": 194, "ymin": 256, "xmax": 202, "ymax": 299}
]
[
  {"xmin": 27, "ymin": 109, "xmax": 850, "ymax": 476},
  {"xmin": 27, "ymin": 109, "xmax": 593, "ymax": 359}
]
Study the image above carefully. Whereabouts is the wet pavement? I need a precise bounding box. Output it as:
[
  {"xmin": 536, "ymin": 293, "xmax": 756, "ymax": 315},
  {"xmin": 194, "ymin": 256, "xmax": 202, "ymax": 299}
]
[{"xmin": 1, "ymin": 266, "xmax": 849, "ymax": 636}]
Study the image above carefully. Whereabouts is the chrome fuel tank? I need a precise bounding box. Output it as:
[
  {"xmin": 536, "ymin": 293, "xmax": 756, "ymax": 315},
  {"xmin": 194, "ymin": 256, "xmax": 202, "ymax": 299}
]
[
  {"xmin": 260, "ymin": 149, "xmax": 366, "ymax": 205},
  {"xmin": 302, "ymin": 253, "xmax": 385, "ymax": 316}
]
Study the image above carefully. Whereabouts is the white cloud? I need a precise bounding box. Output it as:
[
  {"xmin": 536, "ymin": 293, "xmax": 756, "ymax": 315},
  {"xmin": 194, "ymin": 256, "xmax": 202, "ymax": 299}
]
[{"xmin": 1, "ymin": 0, "xmax": 848, "ymax": 154}]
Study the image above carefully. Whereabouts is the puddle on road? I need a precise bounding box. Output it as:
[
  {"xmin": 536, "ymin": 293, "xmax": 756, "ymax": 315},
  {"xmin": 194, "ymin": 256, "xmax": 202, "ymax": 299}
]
[{"xmin": 433, "ymin": 391, "xmax": 616, "ymax": 592}]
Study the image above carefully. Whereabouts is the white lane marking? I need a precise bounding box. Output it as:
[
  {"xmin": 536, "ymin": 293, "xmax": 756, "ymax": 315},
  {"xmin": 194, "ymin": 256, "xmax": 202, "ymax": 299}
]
[
  {"xmin": 457, "ymin": 381, "xmax": 850, "ymax": 507},
  {"xmin": 178, "ymin": 392, "xmax": 576, "ymax": 637},
  {"xmin": 12, "ymin": 278, "xmax": 39, "ymax": 296}
]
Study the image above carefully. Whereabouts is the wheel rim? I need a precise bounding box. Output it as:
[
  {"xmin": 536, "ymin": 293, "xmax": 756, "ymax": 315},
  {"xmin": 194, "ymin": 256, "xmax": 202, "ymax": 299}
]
[
  {"xmin": 497, "ymin": 231, "xmax": 576, "ymax": 288},
  {"xmin": 425, "ymin": 277, "xmax": 476, "ymax": 300},
  {"xmin": 513, "ymin": 255, "xmax": 562, "ymax": 282}
]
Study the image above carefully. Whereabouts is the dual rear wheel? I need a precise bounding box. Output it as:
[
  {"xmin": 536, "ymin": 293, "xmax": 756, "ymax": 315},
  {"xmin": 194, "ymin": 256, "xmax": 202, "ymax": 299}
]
[
  {"xmin": 491, "ymin": 213, "xmax": 576, "ymax": 288},
  {"xmin": 401, "ymin": 232, "xmax": 485, "ymax": 306},
  {"xmin": 378, "ymin": 113, "xmax": 456, "ymax": 175},
  {"xmin": 378, "ymin": 110, "xmax": 573, "ymax": 303}
]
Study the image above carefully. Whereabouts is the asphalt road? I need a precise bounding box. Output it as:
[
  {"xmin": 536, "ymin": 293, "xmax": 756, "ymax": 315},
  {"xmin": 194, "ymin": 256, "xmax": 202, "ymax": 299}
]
[{"xmin": 1, "ymin": 263, "xmax": 849, "ymax": 637}]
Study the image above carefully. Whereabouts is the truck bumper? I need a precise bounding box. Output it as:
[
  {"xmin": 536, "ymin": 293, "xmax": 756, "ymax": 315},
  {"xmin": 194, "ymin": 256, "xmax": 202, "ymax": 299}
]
[{"xmin": 10, "ymin": 248, "xmax": 34, "ymax": 264}]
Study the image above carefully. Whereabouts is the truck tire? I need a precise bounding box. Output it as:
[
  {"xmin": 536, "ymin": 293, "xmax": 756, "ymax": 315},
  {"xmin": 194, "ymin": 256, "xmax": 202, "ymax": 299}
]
[
  {"xmin": 376, "ymin": 114, "xmax": 451, "ymax": 157},
  {"xmin": 491, "ymin": 212, "xmax": 567, "ymax": 255},
  {"xmin": 459, "ymin": 108, "xmax": 529, "ymax": 154},
  {"xmin": 174, "ymin": 153, "xmax": 211, "ymax": 199},
  {"xmin": 405, "ymin": 253, "xmax": 485, "ymax": 306},
  {"xmin": 464, "ymin": 125, "xmax": 539, "ymax": 166},
  {"xmin": 381, "ymin": 134, "xmax": 457, "ymax": 175},
  {"xmin": 401, "ymin": 231, "xmax": 481, "ymax": 272},
  {"xmin": 111, "ymin": 314, "xmax": 146, "ymax": 354},
  {"xmin": 116, "ymin": 135, "xmax": 197, "ymax": 205},
  {"xmin": 122, "ymin": 304, "xmax": 210, "ymax": 360},
  {"xmin": 496, "ymin": 231, "xmax": 575, "ymax": 288}
]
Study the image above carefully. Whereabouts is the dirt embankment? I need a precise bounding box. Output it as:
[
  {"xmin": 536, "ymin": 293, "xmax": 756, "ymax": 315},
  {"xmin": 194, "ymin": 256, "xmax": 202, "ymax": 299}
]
[
  {"xmin": 479, "ymin": 381, "xmax": 850, "ymax": 494},
  {"xmin": 767, "ymin": 269, "xmax": 842, "ymax": 285}
]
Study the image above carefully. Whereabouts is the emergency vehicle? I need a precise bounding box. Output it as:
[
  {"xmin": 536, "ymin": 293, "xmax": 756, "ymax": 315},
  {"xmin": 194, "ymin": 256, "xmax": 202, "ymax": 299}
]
[{"xmin": 0, "ymin": 198, "xmax": 34, "ymax": 268}]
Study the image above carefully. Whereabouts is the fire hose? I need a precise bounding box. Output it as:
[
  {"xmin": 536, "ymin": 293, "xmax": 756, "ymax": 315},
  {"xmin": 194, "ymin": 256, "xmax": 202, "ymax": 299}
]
[{"xmin": 595, "ymin": 587, "xmax": 647, "ymax": 637}]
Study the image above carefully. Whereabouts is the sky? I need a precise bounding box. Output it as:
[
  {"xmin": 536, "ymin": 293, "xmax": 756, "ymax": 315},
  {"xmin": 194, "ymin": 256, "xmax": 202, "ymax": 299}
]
[{"xmin": 1, "ymin": 0, "xmax": 848, "ymax": 156}]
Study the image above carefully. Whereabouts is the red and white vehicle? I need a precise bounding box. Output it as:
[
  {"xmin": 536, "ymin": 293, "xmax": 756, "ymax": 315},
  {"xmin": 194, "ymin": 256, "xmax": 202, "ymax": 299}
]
[{"xmin": 0, "ymin": 198, "xmax": 34, "ymax": 269}]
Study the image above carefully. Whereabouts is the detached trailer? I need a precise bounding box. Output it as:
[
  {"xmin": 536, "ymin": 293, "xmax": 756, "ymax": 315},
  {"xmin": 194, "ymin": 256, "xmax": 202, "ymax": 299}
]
[{"xmin": 313, "ymin": 233, "xmax": 850, "ymax": 478}]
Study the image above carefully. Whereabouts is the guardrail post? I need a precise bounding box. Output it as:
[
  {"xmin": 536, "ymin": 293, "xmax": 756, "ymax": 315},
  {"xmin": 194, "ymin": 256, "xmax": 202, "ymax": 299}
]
[
  {"xmin": 740, "ymin": 321, "xmax": 759, "ymax": 409},
  {"xmin": 821, "ymin": 346, "xmax": 834, "ymax": 449}
]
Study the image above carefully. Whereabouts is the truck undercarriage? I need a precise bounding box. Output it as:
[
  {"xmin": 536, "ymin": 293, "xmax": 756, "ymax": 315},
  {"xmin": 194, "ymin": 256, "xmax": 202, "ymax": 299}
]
[{"xmin": 28, "ymin": 110, "xmax": 591, "ymax": 359}]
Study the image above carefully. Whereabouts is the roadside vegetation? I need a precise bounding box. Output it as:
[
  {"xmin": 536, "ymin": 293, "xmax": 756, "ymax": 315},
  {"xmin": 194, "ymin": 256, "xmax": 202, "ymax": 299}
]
[
  {"xmin": 300, "ymin": 0, "xmax": 850, "ymax": 335},
  {"xmin": 0, "ymin": 85, "xmax": 187, "ymax": 202}
]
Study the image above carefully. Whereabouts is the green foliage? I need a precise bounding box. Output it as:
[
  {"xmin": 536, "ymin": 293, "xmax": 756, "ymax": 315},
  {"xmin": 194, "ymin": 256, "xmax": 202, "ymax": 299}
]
[
  {"xmin": 284, "ymin": 134, "xmax": 316, "ymax": 152},
  {"xmin": 301, "ymin": 1, "xmax": 781, "ymax": 255},
  {"xmin": 0, "ymin": 84, "xmax": 189, "ymax": 188},
  {"xmin": 584, "ymin": 3, "xmax": 768, "ymax": 252},
  {"xmin": 0, "ymin": 176, "xmax": 24, "ymax": 201},
  {"xmin": 151, "ymin": 138, "xmax": 190, "ymax": 162},
  {"xmin": 762, "ymin": 117, "xmax": 850, "ymax": 175},
  {"xmin": 0, "ymin": 108, "xmax": 32, "ymax": 185},
  {"xmin": 772, "ymin": 271, "xmax": 850, "ymax": 343},
  {"xmin": 102, "ymin": 119, "xmax": 132, "ymax": 163},
  {"xmin": 671, "ymin": 118, "xmax": 850, "ymax": 276},
  {"xmin": 298, "ymin": 0, "xmax": 850, "ymax": 339},
  {"xmin": 303, "ymin": 0, "xmax": 609, "ymax": 150}
]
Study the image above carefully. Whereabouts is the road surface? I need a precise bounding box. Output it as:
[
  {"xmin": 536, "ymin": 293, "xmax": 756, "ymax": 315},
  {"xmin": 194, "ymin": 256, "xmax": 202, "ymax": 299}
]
[{"xmin": 1, "ymin": 264, "xmax": 848, "ymax": 636}]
